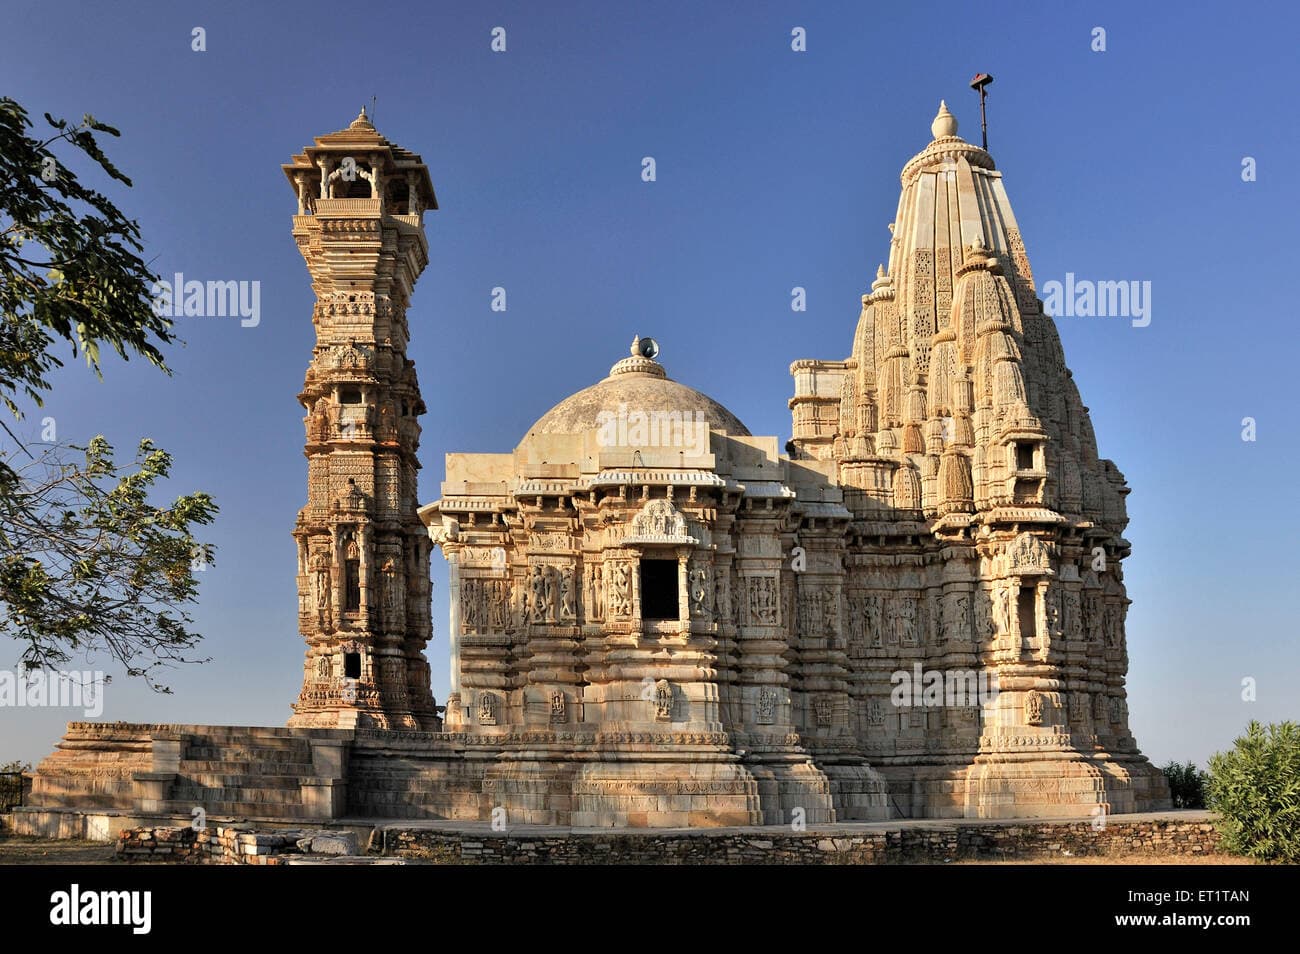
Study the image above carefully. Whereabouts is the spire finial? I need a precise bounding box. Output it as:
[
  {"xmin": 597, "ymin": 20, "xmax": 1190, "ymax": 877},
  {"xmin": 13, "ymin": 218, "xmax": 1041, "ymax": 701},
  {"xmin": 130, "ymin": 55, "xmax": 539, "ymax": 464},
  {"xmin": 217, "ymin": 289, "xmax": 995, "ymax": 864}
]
[
  {"xmin": 871, "ymin": 264, "xmax": 892, "ymax": 293},
  {"xmin": 931, "ymin": 100, "xmax": 958, "ymax": 140},
  {"xmin": 350, "ymin": 106, "xmax": 374, "ymax": 130}
]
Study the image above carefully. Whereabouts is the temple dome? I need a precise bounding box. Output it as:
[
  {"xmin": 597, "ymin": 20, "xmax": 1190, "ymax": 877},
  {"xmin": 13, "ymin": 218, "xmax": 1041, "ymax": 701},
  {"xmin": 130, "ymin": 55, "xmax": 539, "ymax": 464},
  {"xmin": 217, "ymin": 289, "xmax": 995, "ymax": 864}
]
[{"xmin": 524, "ymin": 338, "xmax": 750, "ymax": 439}]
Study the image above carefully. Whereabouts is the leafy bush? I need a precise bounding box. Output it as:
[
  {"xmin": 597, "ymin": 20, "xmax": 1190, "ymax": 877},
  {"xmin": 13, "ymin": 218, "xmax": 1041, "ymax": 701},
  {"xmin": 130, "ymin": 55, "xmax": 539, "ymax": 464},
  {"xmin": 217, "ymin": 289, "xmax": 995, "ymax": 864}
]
[
  {"xmin": 1162, "ymin": 760, "xmax": 1208, "ymax": 809},
  {"xmin": 1206, "ymin": 721, "xmax": 1300, "ymax": 863}
]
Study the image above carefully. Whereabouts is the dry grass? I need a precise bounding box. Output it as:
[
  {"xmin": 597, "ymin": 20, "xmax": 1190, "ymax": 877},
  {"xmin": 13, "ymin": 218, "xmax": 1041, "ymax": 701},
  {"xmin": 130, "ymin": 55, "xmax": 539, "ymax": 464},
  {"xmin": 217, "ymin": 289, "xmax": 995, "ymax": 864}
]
[
  {"xmin": 0, "ymin": 833, "xmax": 118, "ymax": 864},
  {"xmin": 948, "ymin": 854, "xmax": 1254, "ymax": 865}
]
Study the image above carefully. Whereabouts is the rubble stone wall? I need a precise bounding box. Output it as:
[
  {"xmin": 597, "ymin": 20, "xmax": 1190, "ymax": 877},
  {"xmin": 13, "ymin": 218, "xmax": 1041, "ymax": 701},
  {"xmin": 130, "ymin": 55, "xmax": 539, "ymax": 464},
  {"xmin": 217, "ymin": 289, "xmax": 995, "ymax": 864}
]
[{"xmin": 114, "ymin": 817, "xmax": 1221, "ymax": 865}]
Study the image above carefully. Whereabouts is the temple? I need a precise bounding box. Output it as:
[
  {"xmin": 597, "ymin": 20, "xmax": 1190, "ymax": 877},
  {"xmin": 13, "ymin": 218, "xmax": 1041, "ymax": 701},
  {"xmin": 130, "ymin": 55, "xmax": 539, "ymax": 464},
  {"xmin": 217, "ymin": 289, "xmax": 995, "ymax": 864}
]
[{"xmin": 12, "ymin": 102, "xmax": 1168, "ymax": 835}]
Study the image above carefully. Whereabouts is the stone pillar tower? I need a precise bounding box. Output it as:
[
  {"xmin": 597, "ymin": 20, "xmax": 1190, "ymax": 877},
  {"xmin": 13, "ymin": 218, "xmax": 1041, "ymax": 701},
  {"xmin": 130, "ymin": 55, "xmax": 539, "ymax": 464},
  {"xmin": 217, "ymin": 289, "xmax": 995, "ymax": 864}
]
[{"xmin": 282, "ymin": 109, "xmax": 440, "ymax": 731}]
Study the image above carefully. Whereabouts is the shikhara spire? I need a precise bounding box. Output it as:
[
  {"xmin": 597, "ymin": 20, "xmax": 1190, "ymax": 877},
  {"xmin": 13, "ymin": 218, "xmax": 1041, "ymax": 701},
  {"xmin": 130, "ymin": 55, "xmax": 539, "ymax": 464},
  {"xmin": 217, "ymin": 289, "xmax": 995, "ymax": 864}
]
[
  {"xmin": 793, "ymin": 101, "xmax": 1127, "ymax": 543},
  {"xmin": 788, "ymin": 101, "xmax": 1165, "ymax": 815}
]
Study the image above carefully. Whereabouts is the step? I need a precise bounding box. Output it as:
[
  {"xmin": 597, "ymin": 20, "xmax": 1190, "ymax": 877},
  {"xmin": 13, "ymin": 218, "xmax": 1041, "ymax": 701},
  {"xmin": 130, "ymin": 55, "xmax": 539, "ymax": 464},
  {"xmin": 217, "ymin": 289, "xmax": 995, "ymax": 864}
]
[
  {"xmin": 183, "ymin": 745, "xmax": 313, "ymax": 762},
  {"xmin": 158, "ymin": 800, "xmax": 310, "ymax": 820},
  {"xmin": 175, "ymin": 773, "xmax": 305, "ymax": 790},
  {"xmin": 184, "ymin": 737, "xmax": 314, "ymax": 750},
  {"xmin": 178, "ymin": 759, "xmax": 317, "ymax": 775},
  {"xmin": 168, "ymin": 786, "xmax": 303, "ymax": 805},
  {"xmin": 184, "ymin": 731, "xmax": 310, "ymax": 743},
  {"xmin": 176, "ymin": 727, "xmax": 310, "ymax": 740}
]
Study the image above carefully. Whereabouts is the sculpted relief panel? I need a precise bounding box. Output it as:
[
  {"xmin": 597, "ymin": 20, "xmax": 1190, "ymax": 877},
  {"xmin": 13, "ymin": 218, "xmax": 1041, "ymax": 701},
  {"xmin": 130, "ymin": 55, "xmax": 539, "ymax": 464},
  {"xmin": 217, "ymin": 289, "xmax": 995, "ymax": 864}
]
[
  {"xmin": 461, "ymin": 578, "xmax": 512, "ymax": 633},
  {"xmin": 688, "ymin": 560, "xmax": 713, "ymax": 620},
  {"xmin": 745, "ymin": 574, "xmax": 779, "ymax": 625},
  {"xmin": 628, "ymin": 498, "xmax": 693, "ymax": 543},
  {"xmin": 585, "ymin": 563, "xmax": 605, "ymax": 622},
  {"xmin": 526, "ymin": 564, "xmax": 570, "ymax": 624},
  {"xmin": 607, "ymin": 560, "xmax": 634, "ymax": 619}
]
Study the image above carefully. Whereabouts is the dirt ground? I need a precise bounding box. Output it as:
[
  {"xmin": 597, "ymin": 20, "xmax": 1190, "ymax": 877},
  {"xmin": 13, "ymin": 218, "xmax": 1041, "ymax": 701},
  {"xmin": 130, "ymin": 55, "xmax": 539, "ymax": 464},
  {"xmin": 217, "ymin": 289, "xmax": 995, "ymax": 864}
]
[{"xmin": 0, "ymin": 834, "xmax": 119, "ymax": 864}]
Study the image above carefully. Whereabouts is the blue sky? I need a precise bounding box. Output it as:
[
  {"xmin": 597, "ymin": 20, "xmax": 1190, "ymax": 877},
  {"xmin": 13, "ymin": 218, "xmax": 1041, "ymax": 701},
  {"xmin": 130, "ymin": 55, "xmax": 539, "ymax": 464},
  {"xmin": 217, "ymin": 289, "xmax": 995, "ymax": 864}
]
[{"xmin": 2, "ymin": 0, "xmax": 1296, "ymax": 768}]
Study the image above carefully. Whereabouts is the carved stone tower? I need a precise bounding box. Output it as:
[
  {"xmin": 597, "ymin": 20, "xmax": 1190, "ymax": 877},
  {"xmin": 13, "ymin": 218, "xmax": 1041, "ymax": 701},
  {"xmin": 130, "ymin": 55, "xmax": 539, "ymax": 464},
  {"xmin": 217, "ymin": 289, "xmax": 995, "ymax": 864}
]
[
  {"xmin": 282, "ymin": 110, "xmax": 440, "ymax": 730},
  {"xmin": 788, "ymin": 102, "xmax": 1168, "ymax": 816}
]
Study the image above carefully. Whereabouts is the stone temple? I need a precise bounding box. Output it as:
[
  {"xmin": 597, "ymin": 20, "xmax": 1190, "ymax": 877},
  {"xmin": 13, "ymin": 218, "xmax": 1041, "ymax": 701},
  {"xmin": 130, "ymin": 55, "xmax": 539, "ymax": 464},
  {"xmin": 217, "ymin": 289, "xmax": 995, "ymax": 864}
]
[{"xmin": 14, "ymin": 103, "xmax": 1169, "ymax": 834}]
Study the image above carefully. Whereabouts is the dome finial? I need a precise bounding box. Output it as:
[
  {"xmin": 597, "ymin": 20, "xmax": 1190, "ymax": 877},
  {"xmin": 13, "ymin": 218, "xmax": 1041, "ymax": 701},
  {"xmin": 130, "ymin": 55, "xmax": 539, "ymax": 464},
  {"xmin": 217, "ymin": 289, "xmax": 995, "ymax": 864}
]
[
  {"xmin": 350, "ymin": 106, "xmax": 374, "ymax": 130},
  {"xmin": 931, "ymin": 100, "xmax": 958, "ymax": 139},
  {"xmin": 610, "ymin": 336, "xmax": 663, "ymax": 377}
]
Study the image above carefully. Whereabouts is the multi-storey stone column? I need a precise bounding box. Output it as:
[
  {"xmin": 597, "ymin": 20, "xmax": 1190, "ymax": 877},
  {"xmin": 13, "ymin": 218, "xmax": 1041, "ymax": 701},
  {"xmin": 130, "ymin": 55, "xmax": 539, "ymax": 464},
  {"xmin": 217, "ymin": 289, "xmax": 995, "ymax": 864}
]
[
  {"xmin": 729, "ymin": 497, "xmax": 840, "ymax": 824},
  {"xmin": 283, "ymin": 109, "xmax": 440, "ymax": 730},
  {"xmin": 515, "ymin": 492, "xmax": 584, "ymax": 727},
  {"xmin": 787, "ymin": 510, "xmax": 888, "ymax": 819}
]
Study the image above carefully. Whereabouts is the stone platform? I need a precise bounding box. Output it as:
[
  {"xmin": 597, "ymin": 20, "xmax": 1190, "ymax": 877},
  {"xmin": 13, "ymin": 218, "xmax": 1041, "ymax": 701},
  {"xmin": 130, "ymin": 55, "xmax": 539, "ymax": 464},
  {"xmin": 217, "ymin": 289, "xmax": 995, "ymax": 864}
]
[{"xmin": 14, "ymin": 720, "xmax": 1171, "ymax": 834}]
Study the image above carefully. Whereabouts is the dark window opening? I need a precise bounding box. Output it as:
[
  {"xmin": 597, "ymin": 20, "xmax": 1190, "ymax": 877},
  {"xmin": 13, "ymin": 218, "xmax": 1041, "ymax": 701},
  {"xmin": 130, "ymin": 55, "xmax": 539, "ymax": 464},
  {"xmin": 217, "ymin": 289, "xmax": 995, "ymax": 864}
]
[
  {"xmin": 1017, "ymin": 587, "xmax": 1036, "ymax": 641},
  {"xmin": 639, "ymin": 559, "xmax": 679, "ymax": 621},
  {"xmin": 339, "ymin": 169, "xmax": 372, "ymax": 200},
  {"xmin": 343, "ymin": 652, "xmax": 361, "ymax": 679},
  {"xmin": 340, "ymin": 388, "xmax": 363, "ymax": 405},
  {"xmin": 1016, "ymin": 442, "xmax": 1036, "ymax": 471},
  {"xmin": 344, "ymin": 558, "xmax": 361, "ymax": 611}
]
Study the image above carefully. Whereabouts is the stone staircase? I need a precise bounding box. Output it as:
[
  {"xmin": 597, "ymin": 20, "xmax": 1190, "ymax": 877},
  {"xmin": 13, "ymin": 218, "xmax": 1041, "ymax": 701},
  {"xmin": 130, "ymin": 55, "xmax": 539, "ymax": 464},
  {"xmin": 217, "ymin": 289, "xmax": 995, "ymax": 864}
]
[
  {"xmin": 133, "ymin": 726, "xmax": 352, "ymax": 822},
  {"xmin": 162, "ymin": 731, "xmax": 314, "ymax": 819}
]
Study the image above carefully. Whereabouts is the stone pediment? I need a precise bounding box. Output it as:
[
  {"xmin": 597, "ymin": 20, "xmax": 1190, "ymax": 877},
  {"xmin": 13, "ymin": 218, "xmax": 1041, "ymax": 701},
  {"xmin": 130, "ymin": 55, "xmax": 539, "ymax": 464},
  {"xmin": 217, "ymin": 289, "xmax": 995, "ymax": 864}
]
[
  {"xmin": 327, "ymin": 342, "xmax": 373, "ymax": 370},
  {"xmin": 1003, "ymin": 531, "xmax": 1053, "ymax": 576},
  {"xmin": 623, "ymin": 498, "xmax": 697, "ymax": 545}
]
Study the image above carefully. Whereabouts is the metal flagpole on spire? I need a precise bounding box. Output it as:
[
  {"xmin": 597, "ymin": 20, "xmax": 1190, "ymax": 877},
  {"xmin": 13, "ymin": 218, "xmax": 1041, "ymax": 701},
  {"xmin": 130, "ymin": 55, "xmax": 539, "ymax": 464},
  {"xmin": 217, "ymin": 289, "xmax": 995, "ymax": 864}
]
[{"xmin": 970, "ymin": 73, "xmax": 993, "ymax": 150}]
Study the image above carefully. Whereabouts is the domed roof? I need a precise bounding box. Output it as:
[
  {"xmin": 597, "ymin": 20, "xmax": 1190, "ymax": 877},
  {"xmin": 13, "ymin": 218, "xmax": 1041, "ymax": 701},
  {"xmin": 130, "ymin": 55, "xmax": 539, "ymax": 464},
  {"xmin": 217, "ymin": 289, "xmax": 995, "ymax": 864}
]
[{"xmin": 525, "ymin": 338, "xmax": 750, "ymax": 439}]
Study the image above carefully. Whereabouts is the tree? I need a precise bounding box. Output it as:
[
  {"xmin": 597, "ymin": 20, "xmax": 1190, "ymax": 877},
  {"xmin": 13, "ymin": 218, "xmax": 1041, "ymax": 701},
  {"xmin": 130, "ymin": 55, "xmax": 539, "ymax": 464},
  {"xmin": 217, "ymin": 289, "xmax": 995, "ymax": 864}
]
[
  {"xmin": 0, "ymin": 97, "xmax": 215, "ymax": 690},
  {"xmin": 1161, "ymin": 759, "xmax": 1207, "ymax": 809},
  {"xmin": 1206, "ymin": 721, "xmax": 1300, "ymax": 863}
]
